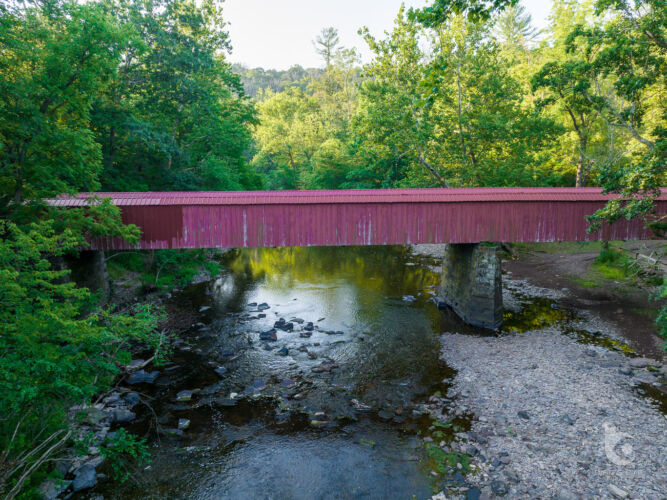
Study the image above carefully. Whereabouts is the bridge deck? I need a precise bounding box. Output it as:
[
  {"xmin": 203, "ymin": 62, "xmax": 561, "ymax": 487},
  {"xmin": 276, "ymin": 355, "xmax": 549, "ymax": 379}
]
[{"xmin": 51, "ymin": 188, "xmax": 666, "ymax": 250}]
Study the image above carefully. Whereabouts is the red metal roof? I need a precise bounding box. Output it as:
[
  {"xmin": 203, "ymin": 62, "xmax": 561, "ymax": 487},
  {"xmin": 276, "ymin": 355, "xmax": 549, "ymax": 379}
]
[
  {"xmin": 46, "ymin": 187, "xmax": 666, "ymax": 250},
  {"xmin": 49, "ymin": 187, "xmax": 667, "ymax": 207}
]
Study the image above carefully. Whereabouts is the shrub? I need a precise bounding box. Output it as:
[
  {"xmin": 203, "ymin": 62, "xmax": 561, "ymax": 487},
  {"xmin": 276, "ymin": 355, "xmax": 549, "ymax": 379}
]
[{"xmin": 0, "ymin": 221, "xmax": 165, "ymax": 497}]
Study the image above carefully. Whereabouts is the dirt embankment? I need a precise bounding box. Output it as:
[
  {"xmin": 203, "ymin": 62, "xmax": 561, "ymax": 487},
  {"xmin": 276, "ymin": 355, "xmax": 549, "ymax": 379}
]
[{"xmin": 503, "ymin": 241, "xmax": 665, "ymax": 360}]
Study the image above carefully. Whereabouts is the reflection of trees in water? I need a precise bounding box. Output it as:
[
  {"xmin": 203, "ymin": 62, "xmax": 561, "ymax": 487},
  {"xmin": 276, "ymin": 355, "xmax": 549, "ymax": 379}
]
[
  {"xmin": 223, "ymin": 246, "xmax": 440, "ymax": 296},
  {"xmin": 221, "ymin": 246, "xmax": 448, "ymax": 396}
]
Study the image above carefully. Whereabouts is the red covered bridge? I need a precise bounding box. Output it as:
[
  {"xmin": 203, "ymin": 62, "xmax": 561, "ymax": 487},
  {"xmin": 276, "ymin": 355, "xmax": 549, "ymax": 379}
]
[{"xmin": 52, "ymin": 188, "xmax": 666, "ymax": 250}]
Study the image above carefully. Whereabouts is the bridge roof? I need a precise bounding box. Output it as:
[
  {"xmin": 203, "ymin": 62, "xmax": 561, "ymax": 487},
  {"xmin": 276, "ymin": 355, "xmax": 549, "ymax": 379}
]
[{"xmin": 49, "ymin": 187, "xmax": 664, "ymax": 207}]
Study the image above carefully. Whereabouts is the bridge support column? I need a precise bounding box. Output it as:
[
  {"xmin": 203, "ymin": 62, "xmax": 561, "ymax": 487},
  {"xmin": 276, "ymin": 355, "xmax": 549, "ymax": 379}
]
[
  {"xmin": 65, "ymin": 250, "xmax": 110, "ymax": 303},
  {"xmin": 438, "ymin": 243, "xmax": 502, "ymax": 330}
]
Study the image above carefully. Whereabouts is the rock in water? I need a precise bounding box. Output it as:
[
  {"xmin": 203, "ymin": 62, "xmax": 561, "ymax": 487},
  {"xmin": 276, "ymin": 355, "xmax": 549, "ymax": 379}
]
[
  {"xmin": 72, "ymin": 465, "xmax": 97, "ymax": 492},
  {"xmin": 176, "ymin": 390, "xmax": 194, "ymax": 402},
  {"xmin": 304, "ymin": 322, "xmax": 314, "ymax": 331},
  {"xmin": 402, "ymin": 295, "xmax": 417, "ymax": 302},
  {"xmin": 260, "ymin": 329, "xmax": 278, "ymax": 341},
  {"xmin": 214, "ymin": 366, "xmax": 228, "ymax": 377},
  {"xmin": 127, "ymin": 370, "xmax": 159, "ymax": 385},
  {"xmin": 274, "ymin": 319, "xmax": 294, "ymax": 331},
  {"xmin": 257, "ymin": 303, "xmax": 270, "ymax": 311}
]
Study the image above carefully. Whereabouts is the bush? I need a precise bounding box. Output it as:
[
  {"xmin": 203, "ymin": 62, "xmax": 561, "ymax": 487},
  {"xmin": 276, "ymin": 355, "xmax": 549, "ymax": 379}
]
[
  {"xmin": 0, "ymin": 221, "xmax": 165, "ymax": 497},
  {"xmin": 100, "ymin": 428, "xmax": 150, "ymax": 483},
  {"xmin": 656, "ymin": 281, "xmax": 667, "ymax": 350}
]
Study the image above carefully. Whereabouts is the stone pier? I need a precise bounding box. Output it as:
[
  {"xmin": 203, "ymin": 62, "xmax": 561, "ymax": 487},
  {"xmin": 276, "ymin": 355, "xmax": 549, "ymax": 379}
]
[
  {"xmin": 64, "ymin": 250, "xmax": 110, "ymax": 303},
  {"xmin": 438, "ymin": 243, "xmax": 502, "ymax": 330}
]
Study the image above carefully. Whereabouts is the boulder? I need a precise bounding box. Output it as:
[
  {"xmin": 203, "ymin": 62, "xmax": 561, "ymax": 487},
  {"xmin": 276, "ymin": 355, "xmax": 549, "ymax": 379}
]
[
  {"xmin": 112, "ymin": 408, "xmax": 136, "ymax": 424},
  {"xmin": 72, "ymin": 465, "xmax": 97, "ymax": 492},
  {"xmin": 127, "ymin": 370, "xmax": 159, "ymax": 385}
]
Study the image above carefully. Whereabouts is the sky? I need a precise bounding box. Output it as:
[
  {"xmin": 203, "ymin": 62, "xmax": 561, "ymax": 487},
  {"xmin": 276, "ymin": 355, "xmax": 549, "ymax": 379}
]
[{"xmin": 223, "ymin": 0, "xmax": 554, "ymax": 70}]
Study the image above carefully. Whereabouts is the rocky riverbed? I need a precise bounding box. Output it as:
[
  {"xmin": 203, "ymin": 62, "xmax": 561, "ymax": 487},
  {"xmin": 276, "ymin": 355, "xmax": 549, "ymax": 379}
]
[
  {"xmin": 53, "ymin": 244, "xmax": 665, "ymax": 500},
  {"xmin": 430, "ymin": 322, "xmax": 666, "ymax": 499}
]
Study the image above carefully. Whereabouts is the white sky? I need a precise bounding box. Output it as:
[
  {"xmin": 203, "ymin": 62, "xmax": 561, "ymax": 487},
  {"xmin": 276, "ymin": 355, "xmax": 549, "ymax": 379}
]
[{"xmin": 223, "ymin": 0, "xmax": 553, "ymax": 70}]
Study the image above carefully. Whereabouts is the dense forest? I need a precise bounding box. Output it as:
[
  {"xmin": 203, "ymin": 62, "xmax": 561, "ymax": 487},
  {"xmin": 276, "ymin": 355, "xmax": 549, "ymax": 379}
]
[{"xmin": 0, "ymin": 0, "xmax": 664, "ymax": 496}]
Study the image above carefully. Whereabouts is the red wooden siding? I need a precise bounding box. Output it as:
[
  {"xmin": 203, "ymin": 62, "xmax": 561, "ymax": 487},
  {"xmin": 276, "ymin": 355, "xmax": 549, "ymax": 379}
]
[{"xmin": 50, "ymin": 188, "xmax": 666, "ymax": 250}]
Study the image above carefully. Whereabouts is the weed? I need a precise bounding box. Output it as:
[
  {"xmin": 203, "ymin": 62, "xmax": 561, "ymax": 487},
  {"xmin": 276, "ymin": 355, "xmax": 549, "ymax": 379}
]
[{"xmin": 100, "ymin": 428, "xmax": 150, "ymax": 483}]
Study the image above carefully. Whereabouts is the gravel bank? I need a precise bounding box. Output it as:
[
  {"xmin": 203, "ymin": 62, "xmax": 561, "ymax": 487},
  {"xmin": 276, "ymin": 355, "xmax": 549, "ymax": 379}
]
[{"xmin": 434, "ymin": 327, "xmax": 667, "ymax": 499}]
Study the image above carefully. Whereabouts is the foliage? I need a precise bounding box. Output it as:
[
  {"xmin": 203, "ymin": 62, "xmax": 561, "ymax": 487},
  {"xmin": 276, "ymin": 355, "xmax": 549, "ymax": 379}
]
[
  {"xmin": 656, "ymin": 282, "xmax": 667, "ymax": 349},
  {"xmin": 594, "ymin": 248, "xmax": 641, "ymax": 281},
  {"xmin": 560, "ymin": 0, "xmax": 666, "ymax": 226},
  {"xmin": 100, "ymin": 428, "xmax": 151, "ymax": 483},
  {"xmin": 425, "ymin": 443, "xmax": 471, "ymax": 475},
  {"xmin": 0, "ymin": 0, "xmax": 129, "ymax": 220},
  {"xmin": 0, "ymin": 220, "xmax": 165, "ymax": 496},
  {"xmin": 93, "ymin": 0, "xmax": 261, "ymax": 192},
  {"xmin": 108, "ymin": 249, "xmax": 222, "ymax": 290},
  {"xmin": 233, "ymin": 63, "xmax": 323, "ymax": 98},
  {"xmin": 409, "ymin": 0, "xmax": 518, "ymax": 25}
]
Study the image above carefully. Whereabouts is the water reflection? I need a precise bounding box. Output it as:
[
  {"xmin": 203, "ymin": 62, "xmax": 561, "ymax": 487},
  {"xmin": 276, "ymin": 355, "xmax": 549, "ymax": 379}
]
[{"xmin": 96, "ymin": 246, "xmax": 452, "ymax": 499}]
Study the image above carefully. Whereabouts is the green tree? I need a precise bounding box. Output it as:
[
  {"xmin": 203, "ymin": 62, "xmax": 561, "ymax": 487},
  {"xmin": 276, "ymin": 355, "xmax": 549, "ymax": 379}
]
[
  {"xmin": 93, "ymin": 0, "xmax": 260, "ymax": 192},
  {"xmin": 493, "ymin": 4, "xmax": 538, "ymax": 55},
  {"xmin": 0, "ymin": 220, "xmax": 165, "ymax": 497},
  {"xmin": 252, "ymin": 88, "xmax": 325, "ymax": 189},
  {"xmin": 571, "ymin": 0, "xmax": 666, "ymax": 229},
  {"xmin": 354, "ymin": 8, "xmax": 447, "ymax": 188},
  {"xmin": 314, "ymin": 27, "xmax": 341, "ymax": 69},
  {"xmin": 0, "ymin": 0, "xmax": 129, "ymax": 220},
  {"xmin": 410, "ymin": 0, "xmax": 518, "ymax": 25}
]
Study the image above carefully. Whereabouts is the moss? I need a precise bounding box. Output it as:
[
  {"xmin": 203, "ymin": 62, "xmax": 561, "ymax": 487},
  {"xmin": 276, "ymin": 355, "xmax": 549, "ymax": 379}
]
[{"xmin": 573, "ymin": 277, "xmax": 600, "ymax": 288}]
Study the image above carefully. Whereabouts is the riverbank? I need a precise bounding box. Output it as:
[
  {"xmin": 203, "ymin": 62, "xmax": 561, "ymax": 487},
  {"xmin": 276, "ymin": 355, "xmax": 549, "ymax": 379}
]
[
  {"xmin": 57, "ymin": 243, "xmax": 666, "ymax": 500},
  {"xmin": 434, "ymin": 320, "xmax": 666, "ymax": 499},
  {"xmin": 417, "ymin": 242, "xmax": 667, "ymax": 499}
]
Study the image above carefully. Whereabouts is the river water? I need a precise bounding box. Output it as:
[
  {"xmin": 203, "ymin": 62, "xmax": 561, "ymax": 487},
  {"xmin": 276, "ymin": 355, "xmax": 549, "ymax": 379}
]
[
  {"xmin": 93, "ymin": 245, "xmax": 664, "ymax": 499},
  {"xmin": 98, "ymin": 246, "xmax": 476, "ymax": 499}
]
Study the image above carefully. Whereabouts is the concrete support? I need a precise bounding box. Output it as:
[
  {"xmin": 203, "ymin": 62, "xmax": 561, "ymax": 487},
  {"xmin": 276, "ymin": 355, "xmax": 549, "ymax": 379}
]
[
  {"xmin": 65, "ymin": 250, "xmax": 110, "ymax": 303},
  {"xmin": 438, "ymin": 243, "xmax": 502, "ymax": 330}
]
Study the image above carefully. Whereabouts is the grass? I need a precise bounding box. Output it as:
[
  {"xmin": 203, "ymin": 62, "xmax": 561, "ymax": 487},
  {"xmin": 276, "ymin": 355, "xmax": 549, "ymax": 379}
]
[
  {"xmin": 570, "ymin": 245, "xmax": 648, "ymax": 289},
  {"xmin": 573, "ymin": 277, "xmax": 600, "ymax": 288}
]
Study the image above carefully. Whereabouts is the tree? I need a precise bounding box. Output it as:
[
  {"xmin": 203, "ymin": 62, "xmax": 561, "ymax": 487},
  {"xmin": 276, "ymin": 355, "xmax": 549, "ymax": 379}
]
[
  {"xmin": 568, "ymin": 0, "xmax": 666, "ymax": 229},
  {"xmin": 410, "ymin": 0, "xmax": 518, "ymax": 25},
  {"xmin": 93, "ymin": 0, "xmax": 261, "ymax": 192},
  {"xmin": 0, "ymin": 0, "xmax": 129, "ymax": 220},
  {"xmin": 532, "ymin": 60, "xmax": 599, "ymax": 187},
  {"xmin": 493, "ymin": 4, "xmax": 538, "ymax": 51},
  {"xmin": 252, "ymin": 88, "xmax": 325, "ymax": 189},
  {"xmin": 314, "ymin": 27, "xmax": 341, "ymax": 68},
  {"xmin": 0, "ymin": 220, "xmax": 164, "ymax": 498},
  {"xmin": 355, "ymin": 8, "xmax": 447, "ymax": 188}
]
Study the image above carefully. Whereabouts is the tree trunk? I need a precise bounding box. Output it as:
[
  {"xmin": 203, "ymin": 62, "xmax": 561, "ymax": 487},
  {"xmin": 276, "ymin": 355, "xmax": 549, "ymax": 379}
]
[
  {"xmin": 456, "ymin": 59, "xmax": 468, "ymax": 172},
  {"xmin": 576, "ymin": 135, "xmax": 588, "ymax": 188},
  {"xmin": 418, "ymin": 156, "xmax": 448, "ymax": 187}
]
